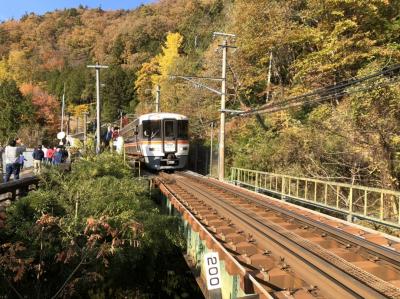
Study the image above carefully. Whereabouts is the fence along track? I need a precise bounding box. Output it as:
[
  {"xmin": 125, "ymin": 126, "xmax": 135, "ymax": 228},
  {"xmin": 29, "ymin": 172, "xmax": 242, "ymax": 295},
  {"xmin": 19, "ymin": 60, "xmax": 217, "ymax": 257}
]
[
  {"xmin": 163, "ymin": 172, "xmax": 400, "ymax": 298},
  {"xmin": 231, "ymin": 167, "xmax": 400, "ymax": 228}
]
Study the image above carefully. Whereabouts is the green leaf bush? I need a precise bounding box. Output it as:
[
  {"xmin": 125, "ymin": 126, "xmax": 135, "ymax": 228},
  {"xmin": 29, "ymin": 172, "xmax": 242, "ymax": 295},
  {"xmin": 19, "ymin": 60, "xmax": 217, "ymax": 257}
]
[{"xmin": 0, "ymin": 154, "xmax": 199, "ymax": 298}]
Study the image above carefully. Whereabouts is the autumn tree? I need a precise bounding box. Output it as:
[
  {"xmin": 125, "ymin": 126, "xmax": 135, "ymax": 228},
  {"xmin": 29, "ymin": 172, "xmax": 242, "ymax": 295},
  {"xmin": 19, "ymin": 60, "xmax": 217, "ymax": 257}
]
[
  {"xmin": 20, "ymin": 83, "xmax": 60, "ymax": 134},
  {"xmin": 135, "ymin": 57, "xmax": 159, "ymax": 113},
  {"xmin": 135, "ymin": 32, "xmax": 184, "ymax": 113}
]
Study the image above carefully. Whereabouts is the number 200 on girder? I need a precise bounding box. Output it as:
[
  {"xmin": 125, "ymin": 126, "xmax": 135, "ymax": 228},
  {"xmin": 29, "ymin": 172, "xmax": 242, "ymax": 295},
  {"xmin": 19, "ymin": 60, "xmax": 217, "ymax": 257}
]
[{"xmin": 204, "ymin": 252, "xmax": 222, "ymax": 290}]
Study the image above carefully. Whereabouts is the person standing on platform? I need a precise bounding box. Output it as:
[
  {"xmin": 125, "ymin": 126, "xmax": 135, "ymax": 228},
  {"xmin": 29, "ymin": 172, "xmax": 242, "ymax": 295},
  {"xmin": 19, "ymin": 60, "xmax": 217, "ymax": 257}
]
[
  {"xmin": 42, "ymin": 145, "xmax": 48, "ymax": 165},
  {"xmin": 13, "ymin": 138, "xmax": 26, "ymax": 179},
  {"xmin": 53, "ymin": 148, "xmax": 63, "ymax": 165},
  {"xmin": 47, "ymin": 146, "xmax": 55, "ymax": 165},
  {"xmin": 32, "ymin": 145, "xmax": 44, "ymax": 175},
  {"xmin": 4, "ymin": 138, "xmax": 26, "ymax": 182},
  {"xmin": 104, "ymin": 126, "xmax": 113, "ymax": 149},
  {"xmin": 17, "ymin": 153, "xmax": 27, "ymax": 170}
]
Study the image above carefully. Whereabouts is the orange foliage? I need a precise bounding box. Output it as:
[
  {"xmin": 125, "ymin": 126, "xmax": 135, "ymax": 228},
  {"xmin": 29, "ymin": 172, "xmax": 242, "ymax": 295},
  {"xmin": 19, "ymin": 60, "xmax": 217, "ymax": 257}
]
[
  {"xmin": 40, "ymin": 49, "xmax": 64, "ymax": 71},
  {"xmin": 20, "ymin": 83, "xmax": 60, "ymax": 133}
]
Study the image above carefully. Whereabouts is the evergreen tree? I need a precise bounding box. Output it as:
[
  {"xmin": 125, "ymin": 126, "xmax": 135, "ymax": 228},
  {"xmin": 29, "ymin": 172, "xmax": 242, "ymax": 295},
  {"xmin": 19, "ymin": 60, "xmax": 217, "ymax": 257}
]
[
  {"xmin": 0, "ymin": 79, "xmax": 33, "ymax": 143},
  {"xmin": 102, "ymin": 65, "xmax": 136, "ymax": 122}
]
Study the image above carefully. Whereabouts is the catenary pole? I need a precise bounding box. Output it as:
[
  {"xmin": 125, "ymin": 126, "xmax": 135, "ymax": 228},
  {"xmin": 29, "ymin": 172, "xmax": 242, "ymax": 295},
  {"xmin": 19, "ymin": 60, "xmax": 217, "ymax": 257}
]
[
  {"xmin": 210, "ymin": 122, "xmax": 214, "ymax": 176},
  {"xmin": 266, "ymin": 52, "xmax": 273, "ymax": 103},
  {"xmin": 213, "ymin": 32, "xmax": 235, "ymax": 181},
  {"xmin": 61, "ymin": 83, "xmax": 65, "ymax": 132},
  {"xmin": 219, "ymin": 39, "xmax": 227, "ymax": 181},
  {"xmin": 156, "ymin": 85, "xmax": 161, "ymax": 113},
  {"xmin": 83, "ymin": 112, "xmax": 88, "ymax": 149},
  {"xmin": 87, "ymin": 63, "xmax": 109, "ymax": 154}
]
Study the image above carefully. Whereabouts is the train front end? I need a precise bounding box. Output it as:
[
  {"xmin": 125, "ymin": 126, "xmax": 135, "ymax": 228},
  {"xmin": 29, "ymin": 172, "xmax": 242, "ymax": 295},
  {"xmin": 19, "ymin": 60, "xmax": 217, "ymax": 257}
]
[{"xmin": 140, "ymin": 113, "xmax": 189, "ymax": 170}]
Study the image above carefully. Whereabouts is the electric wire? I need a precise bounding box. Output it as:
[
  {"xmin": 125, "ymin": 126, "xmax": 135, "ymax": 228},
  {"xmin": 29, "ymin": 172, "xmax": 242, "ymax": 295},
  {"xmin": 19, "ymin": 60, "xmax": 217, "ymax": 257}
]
[{"xmin": 189, "ymin": 64, "xmax": 400, "ymax": 133}]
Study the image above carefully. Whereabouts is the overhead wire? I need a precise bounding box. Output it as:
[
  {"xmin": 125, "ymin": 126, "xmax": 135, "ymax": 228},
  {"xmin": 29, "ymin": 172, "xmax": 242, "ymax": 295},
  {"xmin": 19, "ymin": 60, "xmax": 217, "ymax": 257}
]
[
  {"xmin": 189, "ymin": 63, "xmax": 400, "ymax": 133},
  {"xmin": 246, "ymin": 64, "xmax": 400, "ymax": 115},
  {"xmin": 245, "ymin": 74, "xmax": 400, "ymax": 116}
]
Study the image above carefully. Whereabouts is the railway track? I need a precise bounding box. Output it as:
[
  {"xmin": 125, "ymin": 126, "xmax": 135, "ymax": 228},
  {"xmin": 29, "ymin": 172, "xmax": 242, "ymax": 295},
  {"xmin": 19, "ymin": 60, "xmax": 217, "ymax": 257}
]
[{"xmin": 155, "ymin": 171, "xmax": 400, "ymax": 299}]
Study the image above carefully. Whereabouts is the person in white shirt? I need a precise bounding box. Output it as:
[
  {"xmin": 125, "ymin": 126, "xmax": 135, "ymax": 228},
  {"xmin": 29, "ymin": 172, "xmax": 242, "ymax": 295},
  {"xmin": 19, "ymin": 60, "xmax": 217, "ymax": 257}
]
[
  {"xmin": 42, "ymin": 145, "xmax": 48, "ymax": 165},
  {"xmin": 4, "ymin": 138, "xmax": 26, "ymax": 183}
]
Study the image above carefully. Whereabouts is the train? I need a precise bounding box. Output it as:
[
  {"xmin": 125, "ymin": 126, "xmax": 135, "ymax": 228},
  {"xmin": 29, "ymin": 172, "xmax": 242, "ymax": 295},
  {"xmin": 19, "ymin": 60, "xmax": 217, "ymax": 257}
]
[{"xmin": 120, "ymin": 112, "xmax": 189, "ymax": 170}]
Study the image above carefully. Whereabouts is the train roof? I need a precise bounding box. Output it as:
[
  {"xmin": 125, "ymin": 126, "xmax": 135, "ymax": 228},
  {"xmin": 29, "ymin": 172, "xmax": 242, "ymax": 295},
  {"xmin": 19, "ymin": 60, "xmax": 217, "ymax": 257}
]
[{"xmin": 138, "ymin": 112, "xmax": 188, "ymax": 121}]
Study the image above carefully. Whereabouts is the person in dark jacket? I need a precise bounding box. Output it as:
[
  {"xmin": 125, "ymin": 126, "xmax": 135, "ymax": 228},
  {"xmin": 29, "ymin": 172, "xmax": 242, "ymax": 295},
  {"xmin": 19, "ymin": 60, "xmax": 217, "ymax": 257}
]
[{"xmin": 32, "ymin": 145, "xmax": 44, "ymax": 175}]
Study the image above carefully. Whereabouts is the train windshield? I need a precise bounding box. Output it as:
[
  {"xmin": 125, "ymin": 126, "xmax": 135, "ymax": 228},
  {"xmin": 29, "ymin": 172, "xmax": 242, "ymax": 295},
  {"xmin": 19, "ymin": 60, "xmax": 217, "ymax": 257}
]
[
  {"xmin": 142, "ymin": 120, "xmax": 161, "ymax": 139},
  {"xmin": 164, "ymin": 120, "xmax": 175, "ymax": 138},
  {"xmin": 178, "ymin": 120, "xmax": 188, "ymax": 138}
]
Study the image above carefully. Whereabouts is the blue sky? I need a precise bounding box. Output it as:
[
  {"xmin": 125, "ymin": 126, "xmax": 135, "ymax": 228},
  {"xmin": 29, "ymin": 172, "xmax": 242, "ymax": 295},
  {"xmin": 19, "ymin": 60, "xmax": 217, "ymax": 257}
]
[{"xmin": 0, "ymin": 0, "xmax": 155, "ymax": 21}]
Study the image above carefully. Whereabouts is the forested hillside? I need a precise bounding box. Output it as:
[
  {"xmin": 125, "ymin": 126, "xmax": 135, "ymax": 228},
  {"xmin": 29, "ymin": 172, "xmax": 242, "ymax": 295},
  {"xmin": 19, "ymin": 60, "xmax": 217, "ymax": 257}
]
[{"xmin": 1, "ymin": 0, "xmax": 400, "ymax": 189}]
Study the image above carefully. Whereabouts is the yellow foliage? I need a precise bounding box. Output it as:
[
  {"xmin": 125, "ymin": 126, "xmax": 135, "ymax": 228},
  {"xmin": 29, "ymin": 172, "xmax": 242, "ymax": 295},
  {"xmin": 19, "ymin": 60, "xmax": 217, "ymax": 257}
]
[
  {"xmin": 152, "ymin": 32, "xmax": 183, "ymax": 85},
  {"xmin": 135, "ymin": 57, "xmax": 159, "ymax": 93},
  {"xmin": 135, "ymin": 32, "xmax": 183, "ymax": 113},
  {"xmin": 6, "ymin": 50, "xmax": 35, "ymax": 84},
  {"xmin": 69, "ymin": 104, "xmax": 89, "ymax": 117},
  {"xmin": 0, "ymin": 60, "xmax": 11, "ymax": 81}
]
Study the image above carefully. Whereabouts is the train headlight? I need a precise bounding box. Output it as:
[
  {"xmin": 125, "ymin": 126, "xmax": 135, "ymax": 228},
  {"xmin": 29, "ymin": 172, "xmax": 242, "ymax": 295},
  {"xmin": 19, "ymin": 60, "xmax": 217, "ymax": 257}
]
[{"xmin": 182, "ymin": 147, "xmax": 188, "ymax": 151}]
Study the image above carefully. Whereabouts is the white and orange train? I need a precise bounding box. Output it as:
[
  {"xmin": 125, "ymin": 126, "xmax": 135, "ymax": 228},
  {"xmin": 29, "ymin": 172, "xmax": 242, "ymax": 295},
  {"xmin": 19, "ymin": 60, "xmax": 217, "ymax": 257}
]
[{"xmin": 121, "ymin": 112, "xmax": 189, "ymax": 170}]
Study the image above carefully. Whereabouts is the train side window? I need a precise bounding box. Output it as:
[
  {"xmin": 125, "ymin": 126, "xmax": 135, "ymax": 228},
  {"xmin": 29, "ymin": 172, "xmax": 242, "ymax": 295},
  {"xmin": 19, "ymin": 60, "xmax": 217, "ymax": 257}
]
[
  {"xmin": 142, "ymin": 120, "xmax": 160, "ymax": 138},
  {"xmin": 178, "ymin": 120, "xmax": 188, "ymax": 138}
]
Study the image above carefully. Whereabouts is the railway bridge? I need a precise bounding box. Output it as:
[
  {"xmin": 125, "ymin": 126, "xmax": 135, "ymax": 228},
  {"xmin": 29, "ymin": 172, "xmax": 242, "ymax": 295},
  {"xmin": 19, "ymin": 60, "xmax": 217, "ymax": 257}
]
[{"xmin": 154, "ymin": 171, "xmax": 400, "ymax": 299}]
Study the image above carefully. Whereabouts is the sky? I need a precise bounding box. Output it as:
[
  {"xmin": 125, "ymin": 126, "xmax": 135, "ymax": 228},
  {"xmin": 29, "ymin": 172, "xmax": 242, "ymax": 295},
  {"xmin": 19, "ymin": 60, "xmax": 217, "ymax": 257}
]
[{"xmin": 0, "ymin": 0, "xmax": 155, "ymax": 21}]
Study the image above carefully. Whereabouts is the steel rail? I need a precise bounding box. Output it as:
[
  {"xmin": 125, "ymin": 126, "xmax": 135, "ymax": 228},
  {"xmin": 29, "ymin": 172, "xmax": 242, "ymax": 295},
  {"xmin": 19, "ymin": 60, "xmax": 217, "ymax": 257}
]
[
  {"xmin": 173, "ymin": 174, "xmax": 400, "ymax": 298},
  {"xmin": 188, "ymin": 173, "xmax": 400, "ymax": 268},
  {"xmin": 156, "ymin": 178, "xmax": 274, "ymax": 299}
]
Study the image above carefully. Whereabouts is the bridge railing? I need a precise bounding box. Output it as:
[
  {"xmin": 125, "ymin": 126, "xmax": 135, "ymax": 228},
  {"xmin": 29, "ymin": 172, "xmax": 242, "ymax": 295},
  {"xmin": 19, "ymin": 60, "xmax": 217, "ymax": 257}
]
[
  {"xmin": 0, "ymin": 176, "xmax": 39, "ymax": 203},
  {"xmin": 230, "ymin": 167, "xmax": 400, "ymax": 228}
]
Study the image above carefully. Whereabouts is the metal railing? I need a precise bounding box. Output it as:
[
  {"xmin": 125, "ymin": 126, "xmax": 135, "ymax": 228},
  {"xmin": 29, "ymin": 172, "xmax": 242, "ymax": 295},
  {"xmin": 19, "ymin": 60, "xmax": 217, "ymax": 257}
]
[{"xmin": 230, "ymin": 167, "xmax": 400, "ymax": 228}]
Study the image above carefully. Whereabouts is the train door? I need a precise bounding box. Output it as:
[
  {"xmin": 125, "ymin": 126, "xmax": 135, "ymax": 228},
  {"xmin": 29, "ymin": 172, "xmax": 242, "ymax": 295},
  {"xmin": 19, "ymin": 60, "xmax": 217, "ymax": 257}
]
[{"xmin": 163, "ymin": 119, "xmax": 177, "ymax": 153}]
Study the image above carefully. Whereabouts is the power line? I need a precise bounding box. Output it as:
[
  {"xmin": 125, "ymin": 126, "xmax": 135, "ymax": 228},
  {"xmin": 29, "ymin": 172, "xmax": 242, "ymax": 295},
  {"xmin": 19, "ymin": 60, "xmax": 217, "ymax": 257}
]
[
  {"xmin": 188, "ymin": 64, "xmax": 400, "ymax": 132},
  {"xmin": 245, "ymin": 73, "xmax": 400, "ymax": 116},
  {"xmin": 247, "ymin": 64, "xmax": 400, "ymax": 115}
]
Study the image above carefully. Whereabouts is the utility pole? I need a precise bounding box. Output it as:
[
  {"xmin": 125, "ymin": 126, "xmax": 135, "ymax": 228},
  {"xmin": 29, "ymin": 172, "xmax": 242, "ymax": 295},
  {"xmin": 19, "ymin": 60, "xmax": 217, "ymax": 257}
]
[
  {"xmin": 266, "ymin": 51, "xmax": 273, "ymax": 103},
  {"xmin": 83, "ymin": 112, "xmax": 88, "ymax": 149},
  {"xmin": 214, "ymin": 32, "xmax": 236, "ymax": 181},
  {"xmin": 219, "ymin": 39, "xmax": 227, "ymax": 181},
  {"xmin": 210, "ymin": 122, "xmax": 214, "ymax": 176},
  {"xmin": 155, "ymin": 85, "xmax": 161, "ymax": 113},
  {"xmin": 67, "ymin": 113, "xmax": 71, "ymax": 136},
  {"xmin": 87, "ymin": 63, "xmax": 109, "ymax": 154},
  {"xmin": 61, "ymin": 83, "xmax": 65, "ymax": 132},
  {"xmin": 76, "ymin": 117, "xmax": 79, "ymax": 134}
]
